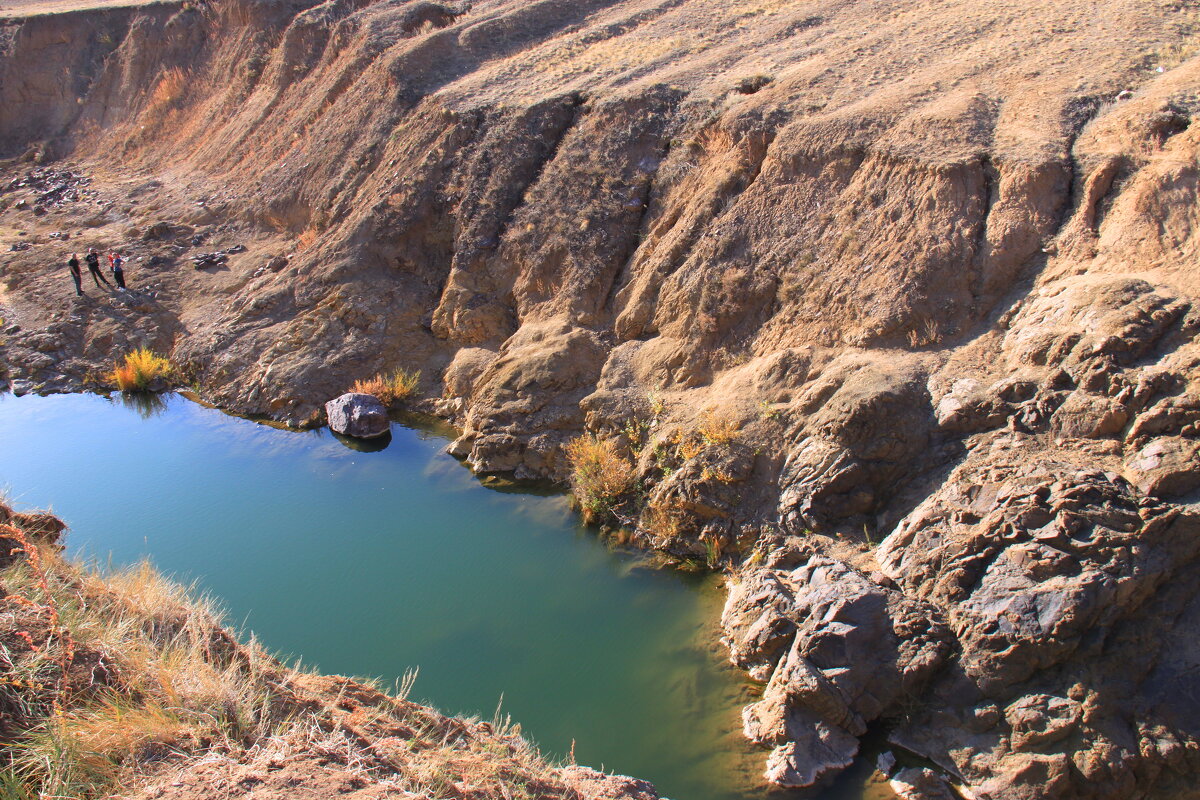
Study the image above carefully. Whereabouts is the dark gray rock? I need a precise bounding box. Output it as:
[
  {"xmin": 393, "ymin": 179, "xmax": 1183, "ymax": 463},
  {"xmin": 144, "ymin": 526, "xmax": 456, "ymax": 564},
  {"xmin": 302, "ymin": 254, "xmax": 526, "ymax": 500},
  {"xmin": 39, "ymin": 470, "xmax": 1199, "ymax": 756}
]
[
  {"xmin": 722, "ymin": 556, "xmax": 951, "ymax": 788},
  {"xmin": 875, "ymin": 460, "xmax": 1200, "ymax": 798},
  {"xmin": 143, "ymin": 220, "xmax": 173, "ymax": 240},
  {"xmin": 777, "ymin": 364, "xmax": 935, "ymax": 530},
  {"xmin": 325, "ymin": 392, "xmax": 390, "ymax": 439}
]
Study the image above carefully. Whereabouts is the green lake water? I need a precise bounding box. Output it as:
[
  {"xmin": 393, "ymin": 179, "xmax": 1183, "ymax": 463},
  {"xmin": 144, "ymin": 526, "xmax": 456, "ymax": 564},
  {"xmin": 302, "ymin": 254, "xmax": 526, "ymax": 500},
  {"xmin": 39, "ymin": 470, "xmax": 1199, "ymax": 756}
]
[{"xmin": 0, "ymin": 391, "xmax": 892, "ymax": 800}]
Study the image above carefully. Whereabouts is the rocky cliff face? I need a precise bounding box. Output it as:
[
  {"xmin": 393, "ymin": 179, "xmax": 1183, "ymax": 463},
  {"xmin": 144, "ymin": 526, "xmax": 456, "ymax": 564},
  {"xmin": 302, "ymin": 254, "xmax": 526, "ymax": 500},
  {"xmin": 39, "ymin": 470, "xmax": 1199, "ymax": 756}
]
[{"xmin": 2, "ymin": 0, "xmax": 1199, "ymax": 795}]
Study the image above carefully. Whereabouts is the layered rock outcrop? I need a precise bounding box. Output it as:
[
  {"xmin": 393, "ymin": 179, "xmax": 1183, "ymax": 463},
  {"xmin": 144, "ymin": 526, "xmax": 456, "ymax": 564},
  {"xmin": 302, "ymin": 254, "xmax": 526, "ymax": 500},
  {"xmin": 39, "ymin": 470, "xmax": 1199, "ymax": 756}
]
[
  {"xmin": 724, "ymin": 457, "xmax": 1200, "ymax": 797},
  {"xmin": 723, "ymin": 556, "xmax": 951, "ymax": 787}
]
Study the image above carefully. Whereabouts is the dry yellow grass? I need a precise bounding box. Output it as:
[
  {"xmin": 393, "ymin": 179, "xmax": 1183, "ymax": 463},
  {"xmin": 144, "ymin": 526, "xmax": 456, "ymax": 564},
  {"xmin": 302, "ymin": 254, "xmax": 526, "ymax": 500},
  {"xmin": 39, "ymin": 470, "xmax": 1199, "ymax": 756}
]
[
  {"xmin": 107, "ymin": 348, "xmax": 173, "ymax": 391},
  {"xmin": 641, "ymin": 499, "xmax": 687, "ymax": 546},
  {"xmin": 350, "ymin": 368, "xmax": 420, "ymax": 405},
  {"xmin": 676, "ymin": 434, "xmax": 704, "ymax": 461},
  {"xmin": 0, "ymin": 544, "xmax": 283, "ymax": 799},
  {"xmin": 149, "ymin": 67, "xmax": 187, "ymax": 109},
  {"xmin": 141, "ymin": 67, "xmax": 188, "ymax": 129},
  {"xmin": 906, "ymin": 317, "xmax": 943, "ymax": 349},
  {"xmin": 0, "ymin": 511, "xmax": 590, "ymax": 800},
  {"xmin": 563, "ymin": 434, "xmax": 635, "ymax": 523},
  {"xmin": 698, "ymin": 410, "xmax": 739, "ymax": 446}
]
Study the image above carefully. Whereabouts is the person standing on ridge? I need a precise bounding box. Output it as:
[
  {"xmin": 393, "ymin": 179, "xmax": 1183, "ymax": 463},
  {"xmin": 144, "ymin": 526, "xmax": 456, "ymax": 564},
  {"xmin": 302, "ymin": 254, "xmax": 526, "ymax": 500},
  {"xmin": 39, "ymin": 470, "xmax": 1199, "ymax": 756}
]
[
  {"xmin": 67, "ymin": 253, "xmax": 83, "ymax": 296},
  {"xmin": 109, "ymin": 251, "xmax": 126, "ymax": 290},
  {"xmin": 85, "ymin": 248, "xmax": 110, "ymax": 288}
]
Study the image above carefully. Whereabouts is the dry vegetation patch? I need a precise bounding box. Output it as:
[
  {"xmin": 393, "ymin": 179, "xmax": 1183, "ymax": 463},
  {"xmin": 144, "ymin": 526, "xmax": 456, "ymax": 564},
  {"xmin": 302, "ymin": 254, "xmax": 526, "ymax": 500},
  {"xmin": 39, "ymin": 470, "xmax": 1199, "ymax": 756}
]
[
  {"xmin": 350, "ymin": 368, "xmax": 420, "ymax": 406},
  {"xmin": 564, "ymin": 434, "xmax": 636, "ymax": 524},
  {"xmin": 698, "ymin": 410, "xmax": 739, "ymax": 446},
  {"xmin": 107, "ymin": 348, "xmax": 174, "ymax": 392}
]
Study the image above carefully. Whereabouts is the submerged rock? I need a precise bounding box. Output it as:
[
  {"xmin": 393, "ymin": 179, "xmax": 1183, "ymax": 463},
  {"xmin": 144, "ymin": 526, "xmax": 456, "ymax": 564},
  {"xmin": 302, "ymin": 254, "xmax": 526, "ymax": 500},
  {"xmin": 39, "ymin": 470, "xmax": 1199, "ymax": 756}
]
[{"xmin": 325, "ymin": 392, "xmax": 389, "ymax": 439}]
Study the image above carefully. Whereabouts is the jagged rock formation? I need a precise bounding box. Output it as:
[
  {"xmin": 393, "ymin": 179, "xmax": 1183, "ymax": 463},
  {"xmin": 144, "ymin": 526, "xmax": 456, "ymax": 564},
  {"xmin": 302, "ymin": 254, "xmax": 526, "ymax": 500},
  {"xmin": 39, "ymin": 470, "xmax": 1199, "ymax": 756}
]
[
  {"xmin": 2, "ymin": 0, "xmax": 1200, "ymax": 795},
  {"xmin": 725, "ymin": 460, "xmax": 1200, "ymax": 797},
  {"xmin": 724, "ymin": 556, "xmax": 952, "ymax": 787}
]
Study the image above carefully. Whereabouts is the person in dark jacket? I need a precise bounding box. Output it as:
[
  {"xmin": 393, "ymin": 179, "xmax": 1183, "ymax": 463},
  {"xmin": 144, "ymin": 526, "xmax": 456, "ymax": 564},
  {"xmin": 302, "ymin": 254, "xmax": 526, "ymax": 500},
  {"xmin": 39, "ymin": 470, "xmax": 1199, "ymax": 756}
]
[
  {"xmin": 109, "ymin": 252, "xmax": 126, "ymax": 290},
  {"xmin": 84, "ymin": 248, "xmax": 111, "ymax": 288},
  {"xmin": 67, "ymin": 253, "xmax": 83, "ymax": 296}
]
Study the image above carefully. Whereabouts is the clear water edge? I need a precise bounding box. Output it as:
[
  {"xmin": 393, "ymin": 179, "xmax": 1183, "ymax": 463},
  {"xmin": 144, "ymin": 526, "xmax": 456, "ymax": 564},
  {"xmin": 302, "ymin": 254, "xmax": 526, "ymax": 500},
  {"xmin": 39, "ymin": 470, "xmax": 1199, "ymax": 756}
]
[{"xmin": 0, "ymin": 391, "xmax": 894, "ymax": 800}]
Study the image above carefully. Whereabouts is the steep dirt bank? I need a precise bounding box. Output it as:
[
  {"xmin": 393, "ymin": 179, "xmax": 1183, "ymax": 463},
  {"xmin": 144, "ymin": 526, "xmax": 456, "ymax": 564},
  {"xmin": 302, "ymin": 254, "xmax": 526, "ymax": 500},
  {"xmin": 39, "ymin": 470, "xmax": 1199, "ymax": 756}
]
[
  {"xmin": 1, "ymin": 0, "xmax": 1200, "ymax": 796},
  {"xmin": 0, "ymin": 502, "xmax": 659, "ymax": 800}
]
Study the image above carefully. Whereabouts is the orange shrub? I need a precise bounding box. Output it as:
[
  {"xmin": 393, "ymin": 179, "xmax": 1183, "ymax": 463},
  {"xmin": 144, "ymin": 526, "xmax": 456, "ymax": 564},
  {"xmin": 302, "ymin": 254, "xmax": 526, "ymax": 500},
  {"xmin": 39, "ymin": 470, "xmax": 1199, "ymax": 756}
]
[
  {"xmin": 350, "ymin": 369, "xmax": 420, "ymax": 405},
  {"xmin": 107, "ymin": 348, "xmax": 173, "ymax": 391},
  {"xmin": 564, "ymin": 434, "xmax": 635, "ymax": 523}
]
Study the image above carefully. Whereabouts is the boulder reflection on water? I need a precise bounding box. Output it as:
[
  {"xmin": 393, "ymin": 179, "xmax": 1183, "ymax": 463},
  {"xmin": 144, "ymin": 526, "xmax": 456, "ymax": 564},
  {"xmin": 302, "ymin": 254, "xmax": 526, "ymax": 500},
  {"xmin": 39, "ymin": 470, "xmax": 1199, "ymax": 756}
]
[{"xmin": 332, "ymin": 429, "xmax": 393, "ymax": 452}]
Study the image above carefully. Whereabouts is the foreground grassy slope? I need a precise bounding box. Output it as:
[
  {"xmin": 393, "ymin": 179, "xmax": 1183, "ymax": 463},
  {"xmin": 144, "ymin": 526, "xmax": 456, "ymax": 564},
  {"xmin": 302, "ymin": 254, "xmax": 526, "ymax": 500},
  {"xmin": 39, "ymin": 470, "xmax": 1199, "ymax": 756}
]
[{"xmin": 0, "ymin": 503, "xmax": 656, "ymax": 800}]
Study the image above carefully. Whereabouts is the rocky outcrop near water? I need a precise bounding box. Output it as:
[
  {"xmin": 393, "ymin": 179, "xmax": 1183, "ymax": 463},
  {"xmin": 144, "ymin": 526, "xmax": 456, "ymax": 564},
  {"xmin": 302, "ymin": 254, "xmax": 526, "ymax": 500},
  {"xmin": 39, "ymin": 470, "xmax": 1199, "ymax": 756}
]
[
  {"xmin": 2, "ymin": 0, "xmax": 1199, "ymax": 795},
  {"xmin": 725, "ymin": 457, "xmax": 1200, "ymax": 797},
  {"xmin": 724, "ymin": 556, "xmax": 952, "ymax": 787}
]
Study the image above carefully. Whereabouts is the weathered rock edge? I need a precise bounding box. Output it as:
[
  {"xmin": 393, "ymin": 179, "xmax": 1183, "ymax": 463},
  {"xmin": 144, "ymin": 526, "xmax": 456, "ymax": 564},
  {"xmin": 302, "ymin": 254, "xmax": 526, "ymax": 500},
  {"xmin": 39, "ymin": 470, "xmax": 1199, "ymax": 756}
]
[{"xmin": 724, "ymin": 460, "xmax": 1200, "ymax": 798}]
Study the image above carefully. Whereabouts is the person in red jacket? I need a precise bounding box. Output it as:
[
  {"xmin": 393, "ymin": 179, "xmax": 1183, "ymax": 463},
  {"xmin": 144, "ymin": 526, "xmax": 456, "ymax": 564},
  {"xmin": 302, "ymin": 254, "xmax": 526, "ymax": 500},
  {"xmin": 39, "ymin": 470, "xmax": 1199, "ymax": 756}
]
[{"xmin": 109, "ymin": 252, "xmax": 127, "ymax": 290}]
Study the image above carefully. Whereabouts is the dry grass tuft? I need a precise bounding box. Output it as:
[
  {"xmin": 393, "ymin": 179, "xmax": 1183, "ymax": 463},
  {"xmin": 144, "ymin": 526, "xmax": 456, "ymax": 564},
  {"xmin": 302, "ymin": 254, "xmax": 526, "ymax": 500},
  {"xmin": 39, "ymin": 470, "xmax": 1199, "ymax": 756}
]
[
  {"xmin": 675, "ymin": 432, "xmax": 704, "ymax": 461},
  {"xmin": 149, "ymin": 68, "xmax": 187, "ymax": 109},
  {"xmin": 107, "ymin": 348, "xmax": 173, "ymax": 392},
  {"xmin": 564, "ymin": 434, "xmax": 635, "ymax": 523},
  {"xmin": 641, "ymin": 499, "xmax": 688, "ymax": 546},
  {"xmin": 698, "ymin": 409, "xmax": 739, "ymax": 446},
  {"xmin": 0, "ymin": 544, "xmax": 286, "ymax": 800},
  {"xmin": 906, "ymin": 317, "xmax": 942, "ymax": 349},
  {"xmin": 142, "ymin": 67, "xmax": 188, "ymax": 129},
  {"xmin": 350, "ymin": 369, "xmax": 420, "ymax": 406}
]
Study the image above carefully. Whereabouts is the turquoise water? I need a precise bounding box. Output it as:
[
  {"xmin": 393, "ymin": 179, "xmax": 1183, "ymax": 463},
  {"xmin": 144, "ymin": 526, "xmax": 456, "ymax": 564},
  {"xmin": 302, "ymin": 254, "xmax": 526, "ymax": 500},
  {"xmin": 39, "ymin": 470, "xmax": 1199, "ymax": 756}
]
[{"xmin": 0, "ymin": 392, "xmax": 890, "ymax": 800}]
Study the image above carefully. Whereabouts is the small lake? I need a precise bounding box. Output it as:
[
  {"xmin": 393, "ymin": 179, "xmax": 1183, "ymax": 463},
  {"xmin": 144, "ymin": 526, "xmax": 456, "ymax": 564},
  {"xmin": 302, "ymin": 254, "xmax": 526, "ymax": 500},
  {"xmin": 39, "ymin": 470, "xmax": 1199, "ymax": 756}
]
[{"xmin": 0, "ymin": 392, "xmax": 891, "ymax": 800}]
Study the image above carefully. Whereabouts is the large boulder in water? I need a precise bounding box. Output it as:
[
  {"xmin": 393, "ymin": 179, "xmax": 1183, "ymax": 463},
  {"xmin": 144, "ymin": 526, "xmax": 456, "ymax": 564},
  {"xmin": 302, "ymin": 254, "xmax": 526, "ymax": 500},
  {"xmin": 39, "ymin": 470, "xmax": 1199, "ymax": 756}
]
[{"xmin": 325, "ymin": 392, "xmax": 389, "ymax": 438}]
